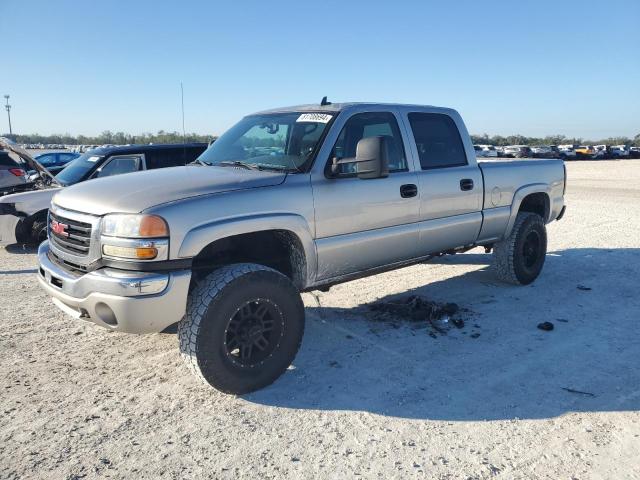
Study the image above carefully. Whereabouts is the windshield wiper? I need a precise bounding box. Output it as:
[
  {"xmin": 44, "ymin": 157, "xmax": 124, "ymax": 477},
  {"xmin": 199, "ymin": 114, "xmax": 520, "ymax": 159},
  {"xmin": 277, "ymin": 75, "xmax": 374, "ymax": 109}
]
[
  {"xmin": 217, "ymin": 160, "xmax": 261, "ymax": 170},
  {"xmin": 189, "ymin": 158, "xmax": 212, "ymax": 166}
]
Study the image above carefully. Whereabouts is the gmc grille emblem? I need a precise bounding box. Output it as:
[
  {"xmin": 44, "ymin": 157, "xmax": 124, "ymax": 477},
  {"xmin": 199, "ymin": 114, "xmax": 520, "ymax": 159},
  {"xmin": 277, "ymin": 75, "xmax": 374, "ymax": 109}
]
[{"xmin": 51, "ymin": 219, "xmax": 69, "ymax": 237}]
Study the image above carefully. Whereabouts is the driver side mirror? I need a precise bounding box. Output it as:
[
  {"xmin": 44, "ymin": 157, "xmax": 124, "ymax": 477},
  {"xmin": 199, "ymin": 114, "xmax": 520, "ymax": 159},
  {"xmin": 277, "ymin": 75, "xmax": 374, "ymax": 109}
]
[{"xmin": 330, "ymin": 136, "xmax": 390, "ymax": 180}]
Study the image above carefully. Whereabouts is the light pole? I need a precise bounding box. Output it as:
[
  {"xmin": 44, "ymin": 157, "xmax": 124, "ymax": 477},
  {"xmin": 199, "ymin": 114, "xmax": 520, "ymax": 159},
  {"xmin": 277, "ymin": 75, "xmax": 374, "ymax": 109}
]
[{"xmin": 4, "ymin": 95, "xmax": 12, "ymax": 135}]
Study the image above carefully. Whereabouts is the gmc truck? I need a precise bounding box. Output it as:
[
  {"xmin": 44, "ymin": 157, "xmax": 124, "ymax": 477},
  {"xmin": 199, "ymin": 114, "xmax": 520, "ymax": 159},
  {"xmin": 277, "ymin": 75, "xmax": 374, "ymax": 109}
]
[{"xmin": 35, "ymin": 102, "xmax": 566, "ymax": 394}]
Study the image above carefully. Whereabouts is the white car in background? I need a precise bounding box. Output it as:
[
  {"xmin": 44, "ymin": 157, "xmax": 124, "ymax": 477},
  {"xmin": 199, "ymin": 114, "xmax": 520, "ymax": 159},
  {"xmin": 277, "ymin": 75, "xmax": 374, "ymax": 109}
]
[
  {"xmin": 473, "ymin": 144, "xmax": 498, "ymax": 157},
  {"xmin": 558, "ymin": 144, "xmax": 578, "ymax": 160}
]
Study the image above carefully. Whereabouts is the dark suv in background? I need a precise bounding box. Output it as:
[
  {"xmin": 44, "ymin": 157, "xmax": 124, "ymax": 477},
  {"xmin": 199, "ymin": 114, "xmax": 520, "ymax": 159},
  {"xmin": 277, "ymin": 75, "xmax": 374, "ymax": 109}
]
[{"xmin": 55, "ymin": 143, "xmax": 208, "ymax": 186}]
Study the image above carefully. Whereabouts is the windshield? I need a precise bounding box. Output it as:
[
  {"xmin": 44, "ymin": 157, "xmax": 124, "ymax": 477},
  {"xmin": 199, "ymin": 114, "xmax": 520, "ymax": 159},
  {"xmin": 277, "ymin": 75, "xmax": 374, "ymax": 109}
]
[
  {"xmin": 55, "ymin": 153, "xmax": 103, "ymax": 185},
  {"xmin": 196, "ymin": 112, "xmax": 334, "ymax": 172}
]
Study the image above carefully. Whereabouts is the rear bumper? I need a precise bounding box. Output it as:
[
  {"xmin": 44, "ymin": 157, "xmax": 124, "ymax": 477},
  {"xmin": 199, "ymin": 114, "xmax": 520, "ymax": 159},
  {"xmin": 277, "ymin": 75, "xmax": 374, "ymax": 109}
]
[{"xmin": 37, "ymin": 241, "xmax": 191, "ymax": 333}]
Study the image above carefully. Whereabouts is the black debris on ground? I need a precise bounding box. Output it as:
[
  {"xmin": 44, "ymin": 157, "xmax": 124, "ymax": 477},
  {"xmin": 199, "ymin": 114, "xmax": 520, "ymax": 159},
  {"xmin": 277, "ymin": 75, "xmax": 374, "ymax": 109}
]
[
  {"xmin": 366, "ymin": 295, "xmax": 474, "ymax": 337},
  {"xmin": 561, "ymin": 387, "xmax": 596, "ymax": 397},
  {"xmin": 537, "ymin": 321, "xmax": 554, "ymax": 331}
]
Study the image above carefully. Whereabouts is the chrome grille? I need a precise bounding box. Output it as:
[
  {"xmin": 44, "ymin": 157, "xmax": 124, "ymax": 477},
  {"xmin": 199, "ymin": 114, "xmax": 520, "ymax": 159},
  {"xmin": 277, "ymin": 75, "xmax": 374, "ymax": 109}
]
[{"xmin": 49, "ymin": 211, "xmax": 93, "ymax": 257}]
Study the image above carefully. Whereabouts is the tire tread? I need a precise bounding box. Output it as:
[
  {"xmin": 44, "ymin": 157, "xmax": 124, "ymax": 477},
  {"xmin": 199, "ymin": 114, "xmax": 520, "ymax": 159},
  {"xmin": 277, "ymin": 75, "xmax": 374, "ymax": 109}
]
[{"xmin": 178, "ymin": 263, "xmax": 280, "ymax": 387}]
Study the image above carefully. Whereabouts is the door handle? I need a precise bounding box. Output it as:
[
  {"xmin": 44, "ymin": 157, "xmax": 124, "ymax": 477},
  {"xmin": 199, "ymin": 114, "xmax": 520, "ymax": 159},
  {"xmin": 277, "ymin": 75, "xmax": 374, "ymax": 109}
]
[
  {"xmin": 460, "ymin": 179, "xmax": 474, "ymax": 191},
  {"xmin": 400, "ymin": 184, "xmax": 418, "ymax": 198}
]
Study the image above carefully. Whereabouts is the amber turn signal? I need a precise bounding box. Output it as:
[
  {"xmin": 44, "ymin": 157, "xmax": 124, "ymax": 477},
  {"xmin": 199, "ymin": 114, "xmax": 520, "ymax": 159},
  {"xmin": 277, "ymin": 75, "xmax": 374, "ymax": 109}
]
[
  {"xmin": 139, "ymin": 216, "xmax": 169, "ymax": 237},
  {"xmin": 103, "ymin": 245, "xmax": 158, "ymax": 260}
]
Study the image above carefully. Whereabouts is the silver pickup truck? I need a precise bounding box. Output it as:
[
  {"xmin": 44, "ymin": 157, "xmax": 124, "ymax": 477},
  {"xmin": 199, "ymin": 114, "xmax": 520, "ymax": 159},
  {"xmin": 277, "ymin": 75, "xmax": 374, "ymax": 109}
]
[{"xmin": 36, "ymin": 102, "xmax": 566, "ymax": 394}]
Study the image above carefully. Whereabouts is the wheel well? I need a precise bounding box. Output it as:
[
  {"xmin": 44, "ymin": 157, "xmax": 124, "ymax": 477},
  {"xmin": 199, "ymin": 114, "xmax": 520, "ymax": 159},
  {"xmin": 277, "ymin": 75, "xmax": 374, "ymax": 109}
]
[
  {"xmin": 518, "ymin": 193, "xmax": 549, "ymax": 221},
  {"xmin": 191, "ymin": 230, "xmax": 307, "ymax": 290},
  {"xmin": 15, "ymin": 209, "xmax": 48, "ymax": 244}
]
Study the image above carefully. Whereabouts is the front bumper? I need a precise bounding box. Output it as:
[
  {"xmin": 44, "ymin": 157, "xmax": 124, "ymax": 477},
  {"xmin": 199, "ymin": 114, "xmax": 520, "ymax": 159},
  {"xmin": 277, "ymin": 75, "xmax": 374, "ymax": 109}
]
[{"xmin": 37, "ymin": 241, "xmax": 191, "ymax": 333}]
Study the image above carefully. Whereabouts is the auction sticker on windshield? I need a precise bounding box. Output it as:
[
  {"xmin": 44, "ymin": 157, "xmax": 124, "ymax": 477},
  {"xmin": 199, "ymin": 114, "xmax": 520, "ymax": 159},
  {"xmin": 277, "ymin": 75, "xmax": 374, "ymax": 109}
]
[{"xmin": 296, "ymin": 113, "xmax": 332, "ymax": 123}]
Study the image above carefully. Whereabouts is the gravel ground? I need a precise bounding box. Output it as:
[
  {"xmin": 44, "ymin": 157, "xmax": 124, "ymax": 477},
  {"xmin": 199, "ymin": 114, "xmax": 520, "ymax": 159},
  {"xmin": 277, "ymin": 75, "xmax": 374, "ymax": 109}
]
[{"xmin": 1, "ymin": 160, "xmax": 639, "ymax": 479}]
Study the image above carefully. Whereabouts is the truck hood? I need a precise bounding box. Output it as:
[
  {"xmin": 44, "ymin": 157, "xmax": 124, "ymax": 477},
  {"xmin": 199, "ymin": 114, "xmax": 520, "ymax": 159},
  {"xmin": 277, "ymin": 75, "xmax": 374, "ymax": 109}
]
[{"xmin": 52, "ymin": 166, "xmax": 286, "ymax": 215}]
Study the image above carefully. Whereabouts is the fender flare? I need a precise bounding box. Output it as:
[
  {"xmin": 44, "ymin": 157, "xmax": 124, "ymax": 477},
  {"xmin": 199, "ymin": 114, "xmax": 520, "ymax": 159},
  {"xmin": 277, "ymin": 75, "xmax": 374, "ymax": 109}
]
[
  {"xmin": 503, "ymin": 183, "xmax": 551, "ymax": 238},
  {"xmin": 178, "ymin": 212, "xmax": 317, "ymax": 288}
]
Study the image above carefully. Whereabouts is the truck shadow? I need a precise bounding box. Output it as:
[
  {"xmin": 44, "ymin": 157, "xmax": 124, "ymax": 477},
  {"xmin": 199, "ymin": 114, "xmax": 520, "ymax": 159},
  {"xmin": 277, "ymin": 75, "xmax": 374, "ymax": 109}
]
[
  {"xmin": 246, "ymin": 247, "xmax": 640, "ymax": 421},
  {"xmin": 2, "ymin": 243, "xmax": 39, "ymax": 255}
]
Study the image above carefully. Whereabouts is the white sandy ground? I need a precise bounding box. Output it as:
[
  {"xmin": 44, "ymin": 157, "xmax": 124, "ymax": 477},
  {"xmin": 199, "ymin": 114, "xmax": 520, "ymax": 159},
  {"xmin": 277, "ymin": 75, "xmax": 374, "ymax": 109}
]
[{"xmin": 1, "ymin": 160, "xmax": 639, "ymax": 480}]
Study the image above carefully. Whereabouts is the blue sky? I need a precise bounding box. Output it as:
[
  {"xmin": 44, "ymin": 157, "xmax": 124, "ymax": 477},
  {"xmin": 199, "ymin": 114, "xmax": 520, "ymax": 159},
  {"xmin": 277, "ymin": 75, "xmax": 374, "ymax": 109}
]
[{"xmin": 2, "ymin": 0, "xmax": 639, "ymax": 138}]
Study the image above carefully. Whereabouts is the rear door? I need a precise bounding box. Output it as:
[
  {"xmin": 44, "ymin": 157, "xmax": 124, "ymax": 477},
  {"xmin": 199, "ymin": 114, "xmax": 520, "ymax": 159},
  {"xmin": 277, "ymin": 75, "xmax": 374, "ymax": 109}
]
[
  {"xmin": 402, "ymin": 111, "xmax": 483, "ymax": 254},
  {"xmin": 311, "ymin": 109, "xmax": 421, "ymax": 280}
]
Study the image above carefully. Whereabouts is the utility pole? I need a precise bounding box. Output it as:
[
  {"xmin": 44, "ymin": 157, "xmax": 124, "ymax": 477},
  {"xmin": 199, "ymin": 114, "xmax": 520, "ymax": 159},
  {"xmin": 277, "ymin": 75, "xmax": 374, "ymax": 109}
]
[{"xmin": 4, "ymin": 95, "xmax": 12, "ymax": 135}]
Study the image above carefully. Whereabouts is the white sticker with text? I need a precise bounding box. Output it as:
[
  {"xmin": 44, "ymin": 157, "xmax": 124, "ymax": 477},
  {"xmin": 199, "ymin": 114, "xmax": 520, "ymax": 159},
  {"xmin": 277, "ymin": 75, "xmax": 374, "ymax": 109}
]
[{"xmin": 296, "ymin": 113, "xmax": 332, "ymax": 123}]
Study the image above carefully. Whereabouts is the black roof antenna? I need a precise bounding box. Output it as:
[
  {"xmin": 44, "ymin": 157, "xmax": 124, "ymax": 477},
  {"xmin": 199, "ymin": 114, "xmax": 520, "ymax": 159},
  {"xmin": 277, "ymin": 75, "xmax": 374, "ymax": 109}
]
[{"xmin": 320, "ymin": 96, "xmax": 331, "ymax": 106}]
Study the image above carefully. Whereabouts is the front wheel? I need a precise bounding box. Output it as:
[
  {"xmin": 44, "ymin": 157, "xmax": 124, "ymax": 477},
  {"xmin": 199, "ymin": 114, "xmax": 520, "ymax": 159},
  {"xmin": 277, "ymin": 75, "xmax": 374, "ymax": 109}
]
[
  {"xmin": 178, "ymin": 263, "xmax": 305, "ymax": 394},
  {"xmin": 493, "ymin": 212, "xmax": 547, "ymax": 285}
]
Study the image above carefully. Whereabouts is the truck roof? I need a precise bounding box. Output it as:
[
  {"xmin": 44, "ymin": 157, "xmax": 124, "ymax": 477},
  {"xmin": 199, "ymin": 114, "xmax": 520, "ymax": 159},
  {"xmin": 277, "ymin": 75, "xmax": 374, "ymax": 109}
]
[
  {"xmin": 253, "ymin": 102, "xmax": 444, "ymax": 116},
  {"xmin": 86, "ymin": 142, "xmax": 208, "ymax": 156}
]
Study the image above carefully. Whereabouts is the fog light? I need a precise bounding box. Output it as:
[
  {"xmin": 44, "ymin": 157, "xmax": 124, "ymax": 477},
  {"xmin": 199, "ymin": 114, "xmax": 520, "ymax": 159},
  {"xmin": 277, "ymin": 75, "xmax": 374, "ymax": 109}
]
[
  {"xmin": 103, "ymin": 244, "xmax": 158, "ymax": 260},
  {"xmin": 95, "ymin": 302, "xmax": 117, "ymax": 326}
]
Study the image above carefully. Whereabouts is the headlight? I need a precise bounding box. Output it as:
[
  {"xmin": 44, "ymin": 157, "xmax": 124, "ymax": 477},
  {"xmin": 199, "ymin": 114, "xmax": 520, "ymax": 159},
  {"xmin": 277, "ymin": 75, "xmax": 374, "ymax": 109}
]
[
  {"xmin": 102, "ymin": 214, "xmax": 169, "ymax": 238},
  {"xmin": 101, "ymin": 214, "xmax": 169, "ymax": 261}
]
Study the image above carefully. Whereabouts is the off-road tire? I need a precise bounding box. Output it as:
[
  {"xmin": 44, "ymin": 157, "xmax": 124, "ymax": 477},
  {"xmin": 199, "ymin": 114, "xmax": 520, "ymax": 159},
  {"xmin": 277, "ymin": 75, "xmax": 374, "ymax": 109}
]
[
  {"xmin": 494, "ymin": 212, "xmax": 547, "ymax": 285},
  {"xmin": 178, "ymin": 263, "xmax": 305, "ymax": 394}
]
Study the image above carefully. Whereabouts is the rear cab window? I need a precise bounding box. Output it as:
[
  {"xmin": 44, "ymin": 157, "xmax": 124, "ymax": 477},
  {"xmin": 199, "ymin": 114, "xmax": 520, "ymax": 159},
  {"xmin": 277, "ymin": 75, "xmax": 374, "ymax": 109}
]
[
  {"xmin": 407, "ymin": 113, "xmax": 468, "ymax": 170},
  {"xmin": 146, "ymin": 146, "xmax": 207, "ymax": 169}
]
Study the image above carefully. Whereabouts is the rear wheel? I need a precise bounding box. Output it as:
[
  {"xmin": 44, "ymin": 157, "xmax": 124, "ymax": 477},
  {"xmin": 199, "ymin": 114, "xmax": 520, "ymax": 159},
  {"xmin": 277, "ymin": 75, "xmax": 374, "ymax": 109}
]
[
  {"xmin": 178, "ymin": 263, "xmax": 305, "ymax": 394},
  {"xmin": 494, "ymin": 212, "xmax": 547, "ymax": 285}
]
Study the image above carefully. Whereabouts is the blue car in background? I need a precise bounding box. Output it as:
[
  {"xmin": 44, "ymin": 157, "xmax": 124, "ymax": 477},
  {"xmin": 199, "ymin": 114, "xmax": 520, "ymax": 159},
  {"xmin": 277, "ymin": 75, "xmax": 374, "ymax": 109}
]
[{"xmin": 33, "ymin": 151, "xmax": 80, "ymax": 175}]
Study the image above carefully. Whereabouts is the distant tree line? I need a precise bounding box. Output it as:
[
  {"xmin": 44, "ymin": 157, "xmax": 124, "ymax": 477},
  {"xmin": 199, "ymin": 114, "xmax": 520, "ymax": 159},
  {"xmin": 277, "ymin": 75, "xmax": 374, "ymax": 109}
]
[
  {"xmin": 2, "ymin": 130, "xmax": 640, "ymax": 147},
  {"xmin": 3, "ymin": 130, "xmax": 216, "ymax": 145}
]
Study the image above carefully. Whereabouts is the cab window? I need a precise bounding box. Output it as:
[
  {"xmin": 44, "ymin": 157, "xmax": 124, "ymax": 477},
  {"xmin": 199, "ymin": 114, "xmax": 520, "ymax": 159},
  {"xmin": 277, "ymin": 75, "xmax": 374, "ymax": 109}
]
[{"xmin": 329, "ymin": 112, "xmax": 407, "ymax": 176}]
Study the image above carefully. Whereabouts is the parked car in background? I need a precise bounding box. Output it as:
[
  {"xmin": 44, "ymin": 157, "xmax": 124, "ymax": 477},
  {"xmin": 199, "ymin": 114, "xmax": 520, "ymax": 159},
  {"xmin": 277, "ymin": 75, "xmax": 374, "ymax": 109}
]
[
  {"xmin": 502, "ymin": 145, "xmax": 532, "ymax": 158},
  {"xmin": 473, "ymin": 144, "xmax": 498, "ymax": 157},
  {"xmin": 593, "ymin": 145, "xmax": 612, "ymax": 160},
  {"xmin": 530, "ymin": 146, "xmax": 561, "ymax": 159},
  {"xmin": 32, "ymin": 151, "xmax": 80, "ymax": 175},
  {"xmin": 558, "ymin": 144, "xmax": 578, "ymax": 160},
  {"xmin": 0, "ymin": 150, "xmax": 29, "ymax": 195},
  {"xmin": 575, "ymin": 146, "xmax": 595, "ymax": 159},
  {"xmin": 630, "ymin": 147, "xmax": 640, "ymax": 159},
  {"xmin": 0, "ymin": 142, "xmax": 208, "ymax": 244},
  {"xmin": 610, "ymin": 145, "xmax": 630, "ymax": 159}
]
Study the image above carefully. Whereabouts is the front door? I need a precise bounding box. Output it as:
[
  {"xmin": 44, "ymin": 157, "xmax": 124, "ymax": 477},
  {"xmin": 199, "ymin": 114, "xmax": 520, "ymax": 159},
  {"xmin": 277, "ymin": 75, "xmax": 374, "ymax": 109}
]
[{"xmin": 312, "ymin": 111, "xmax": 421, "ymax": 280}]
